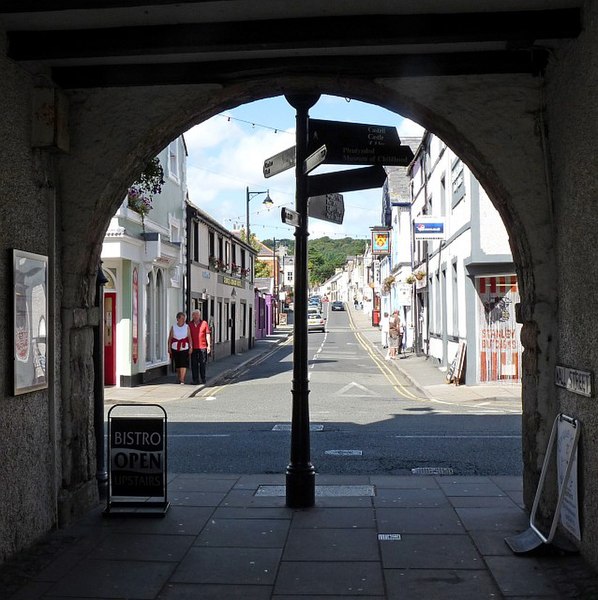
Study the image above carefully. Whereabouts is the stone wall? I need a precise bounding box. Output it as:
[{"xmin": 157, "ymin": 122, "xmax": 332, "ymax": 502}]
[
  {"xmin": 0, "ymin": 32, "xmax": 60, "ymax": 560},
  {"xmin": 547, "ymin": 0, "xmax": 598, "ymax": 567}
]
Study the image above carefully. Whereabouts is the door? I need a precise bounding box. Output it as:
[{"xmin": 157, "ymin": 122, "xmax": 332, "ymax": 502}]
[
  {"xmin": 230, "ymin": 302, "xmax": 236, "ymax": 355},
  {"xmin": 104, "ymin": 292, "xmax": 116, "ymax": 385}
]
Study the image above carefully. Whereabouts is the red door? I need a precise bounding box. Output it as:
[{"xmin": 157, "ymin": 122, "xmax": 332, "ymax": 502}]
[{"xmin": 104, "ymin": 292, "xmax": 116, "ymax": 385}]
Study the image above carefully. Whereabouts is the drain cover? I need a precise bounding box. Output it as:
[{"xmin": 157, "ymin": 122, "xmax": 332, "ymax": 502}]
[
  {"xmin": 325, "ymin": 449, "xmax": 363, "ymax": 456},
  {"xmin": 256, "ymin": 485, "xmax": 375, "ymax": 497},
  {"xmin": 411, "ymin": 467, "xmax": 454, "ymax": 475},
  {"xmin": 272, "ymin": 424, "xmax": 324, "ymax": 431}
]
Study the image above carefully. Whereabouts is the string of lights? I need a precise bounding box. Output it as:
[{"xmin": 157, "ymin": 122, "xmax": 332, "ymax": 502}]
[{"xmin": 217, "ymin": 112, "xmax": 294, "ymax": 135}]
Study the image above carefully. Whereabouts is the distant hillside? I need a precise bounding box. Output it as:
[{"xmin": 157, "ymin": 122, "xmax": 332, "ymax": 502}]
[{"xmin": 262, "ymin": 236, "xmax": 367, "ymax": 285}]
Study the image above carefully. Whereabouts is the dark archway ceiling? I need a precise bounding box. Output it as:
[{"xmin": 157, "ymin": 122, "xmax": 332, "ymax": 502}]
[{"xmin": 0, "ymin": 1, "xmax": 582, "ymax": 89}]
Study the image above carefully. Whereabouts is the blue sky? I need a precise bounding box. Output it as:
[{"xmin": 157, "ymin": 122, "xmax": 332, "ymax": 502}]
[{"xmin": 184, "ymin": 95, "xmax": 424, "ymax": 242}]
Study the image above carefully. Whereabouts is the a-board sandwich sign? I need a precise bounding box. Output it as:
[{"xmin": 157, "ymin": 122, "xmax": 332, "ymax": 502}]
[{"xmin": 106, "ymin": 404, "xmax": 169, "ymax": 515}]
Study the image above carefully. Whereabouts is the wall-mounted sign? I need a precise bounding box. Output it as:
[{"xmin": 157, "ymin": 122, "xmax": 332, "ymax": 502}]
[
  {"xmin": 555, "ymin": 365, "xmax": 593, "ymax": 397},
  {"xmin": 222, "ymin": 275, "xmax": 242, "ymax": 288},
  {"xmin": 371, "ymin": 228, "xmax": 391, "ymax": 255},
  {"xmin": 413, "ymin": 216, "xmax": 446, "ymax": 240}
]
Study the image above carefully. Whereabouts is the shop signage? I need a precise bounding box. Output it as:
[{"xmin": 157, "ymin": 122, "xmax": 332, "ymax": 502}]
[
  {"xmin": 371, "ymin": 227, "xmax": 391, "ymax": 255},
  {"xmin": 555, "ymin": 365, "xmax": 593, "ymax": 397},
  {"xmin": 413, "ymin": 216, "xmax": 446, "ymax": 240},
  {"xmin": 110, "ymin": 417, "xmax": 165, "ymax": 497},
  {"xmin": 105, "ymin": 404, "xmax": 169, "ymax": 516},
  {"xmin": 222, "ymin": 275, "xmax": 242, "ymax": 288}
]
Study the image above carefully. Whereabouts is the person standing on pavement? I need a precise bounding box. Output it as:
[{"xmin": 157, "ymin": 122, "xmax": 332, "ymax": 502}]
[
  {"xmin": 189, "ymin": 309, "xmax": 211, "ymax": 385},
  {"xmin": 167, "ymin": 312, "xmax": 192, "ymax": 384},
  {"xmin": 388, "ymin": 310, "xmax": 401, "ymax": 359},
  {"xmin": 380, "ymin": 311, "xmax": 390, "ymax": 353}
]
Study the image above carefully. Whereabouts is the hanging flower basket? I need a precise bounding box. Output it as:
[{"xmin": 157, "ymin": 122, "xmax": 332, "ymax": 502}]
[
  {"xmin": 127, "ymin": 157, "xmax": 165, "ymax": 235},
  {"xmin": 405, "ymin": 274, "xmax": 416, "ymax": 285},
  {"xmin": 414, "ymin": 270, "xmax": 425, "ymax": 281}
]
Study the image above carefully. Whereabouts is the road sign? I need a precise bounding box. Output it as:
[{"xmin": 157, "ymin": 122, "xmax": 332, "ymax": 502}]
[
  {"xmin": 303, "ymin": 144, "xmax": 327, "ymax": 174},
  {"xmin": 308, "ymin": 118, "xmax": 414, "ymax": 166},
  {"xmin": 307, "ymin": 164, "xmax": 387, "ymax": 197},
  {"xmin": 263, "ymin": 146, "xmax": 296, "ymax": 178},
  {"xmin": 281, "ymin": 207, "xmax": 301, "ymax": 228},
  {"xmin": 308, "ymin": 193, "xmax": 344, "ymax": 225}
]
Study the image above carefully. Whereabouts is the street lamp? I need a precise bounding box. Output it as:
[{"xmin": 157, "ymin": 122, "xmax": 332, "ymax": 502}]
[{"xmin": 246, "ymin": 187, "xmax": 273, "ymax": 245}]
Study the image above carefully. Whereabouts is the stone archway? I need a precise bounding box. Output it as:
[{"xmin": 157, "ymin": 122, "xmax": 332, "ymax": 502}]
[{"xmin": 56, "ymin": 74, "xmax": 556, "ymax": 525}]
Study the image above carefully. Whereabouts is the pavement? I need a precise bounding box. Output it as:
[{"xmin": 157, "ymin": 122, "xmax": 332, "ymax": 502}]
[{"xmin": 3, "ymin": 305, "xmax": 598, "ymax": 599}]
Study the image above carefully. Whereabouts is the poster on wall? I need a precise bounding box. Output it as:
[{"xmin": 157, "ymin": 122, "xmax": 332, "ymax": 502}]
[{"xmin": 13, "ymin": 249, "xmax": 48, "ymax": 395}]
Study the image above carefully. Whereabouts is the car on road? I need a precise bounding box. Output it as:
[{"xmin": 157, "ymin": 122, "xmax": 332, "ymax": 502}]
[
  {"xmin": 307, "ymin": 312, "xmax": 326, "ymax": 333},
  {"xmin": 331, "ymin": 301, "xmax": 344, "ymax": 311}
]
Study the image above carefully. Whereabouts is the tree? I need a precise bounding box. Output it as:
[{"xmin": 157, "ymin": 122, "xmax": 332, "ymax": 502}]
[{"xmin": 255, "ymin": 260, "xmax": 271, "ymax": 278}]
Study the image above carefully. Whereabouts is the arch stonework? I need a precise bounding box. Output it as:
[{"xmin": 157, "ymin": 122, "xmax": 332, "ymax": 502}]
[{"xmin": 1, "ymin": 0, "xmax": 598, "ymax": 568}]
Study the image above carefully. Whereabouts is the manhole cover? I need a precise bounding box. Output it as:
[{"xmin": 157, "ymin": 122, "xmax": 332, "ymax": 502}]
[
  {"xmin": 255, "ymin": 485, "xmax": 375, "ymax": 497},
  {"xmin": 411, "ymin": 467, "xmax": 454, "ymax": 475},
  {"xmin": 272, "ymin": 424, "xmax": 324, "ymax": 431}
]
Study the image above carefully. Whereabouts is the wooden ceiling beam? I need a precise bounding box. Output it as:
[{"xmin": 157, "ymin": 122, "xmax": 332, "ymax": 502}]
[
  {"xmin": 8, "ymin": 10, "xmax": 580, "ymax": 62},
  {"xmin": 51, "ymin": 50, "xmax": 549, "ymax": 88}
]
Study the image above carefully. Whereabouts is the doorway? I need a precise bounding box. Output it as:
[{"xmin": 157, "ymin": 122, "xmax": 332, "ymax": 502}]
[{"xmin": 104, "ymin": 292, "xmax": 116, "ymax": 385}]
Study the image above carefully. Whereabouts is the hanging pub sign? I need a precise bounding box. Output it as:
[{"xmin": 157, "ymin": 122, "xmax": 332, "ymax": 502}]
[
  {"xmin": 371, "ymin": 227, "xmax": 391, "ymax": 255},
  {"xmin": 413, "ymin": 216, "xmax": 446, "ymax": 240},
  {"xmin": 105, "ymin": 404, "xmax": 169, "ymax": 516}
]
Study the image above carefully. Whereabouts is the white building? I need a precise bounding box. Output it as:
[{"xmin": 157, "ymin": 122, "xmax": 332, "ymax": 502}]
[
  {"xmin": 187, "ymin": 206, "xmax": 257, "ymax": 355},
  {"xmin": 408, "ymin": 132, "xmax": 522, "ymax": 384},
  {"xmin": 101, "ymin": 137, "xmax": 187, "ymax": 386}
]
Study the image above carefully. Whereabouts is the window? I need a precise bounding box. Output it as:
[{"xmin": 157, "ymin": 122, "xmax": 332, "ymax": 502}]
[
  {"xmin": 241, "ymin": 249, "xmax": 246, "ymax": 269},
  {"xmin": 145, "ymin": 272, "xmax": 153, "ymax": 361},
  {"xmin": 231, "ymin": 243, "xmax": 237, "ymax": 267},
  {"xmin": 452, "ymin": 261, "xmax": 459, "ymax": 336},
  {"xmin": 287, "ymin": 270, "xmax": 293, "ymax": 282},
  {"xmin": 170, "ymin": 221, "xmax": 181, "ymax": 243},
  {"xmin": 168, "ymin": 141, "xmax": 180, "ymax": 182},
  {"xmin": 218, "ymin": 237, "xmax": 223, "ymax": 261},
  {"xmin": 440, "ymin": 176, "xmax": 446, "ymax": 216},
  {"xmin": 208, "ymin": 230, "xmax": 215, "ymax": 258},
  {"xmin": 155, "ymin": 270, "xmax": 163, "ymax": 359},
  {"xmin": 451, "ymin": 158, "xmax": 465, "ymax": 208},
  {"xmin": 218, "ymin": 301, "xmax": 222, "ymax": 343},
  {"xmin": 193, "ymin": 221, "xmax": 199, "ymax": 262}
]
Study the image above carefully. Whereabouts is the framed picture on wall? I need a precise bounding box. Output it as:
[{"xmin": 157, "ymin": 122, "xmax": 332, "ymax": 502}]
[{"xmin": 13, "ymin": 249, "xmax": 48, "ymax": 395}]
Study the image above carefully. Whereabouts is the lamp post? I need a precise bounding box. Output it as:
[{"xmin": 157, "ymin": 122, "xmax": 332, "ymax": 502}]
[{"xmin": 246, "ymin": 187, "xmax": 273, "ymax": 245}]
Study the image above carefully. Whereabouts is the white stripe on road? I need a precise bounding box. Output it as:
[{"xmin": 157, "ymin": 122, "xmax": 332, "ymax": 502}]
[{"xmin": 395, "ymin": 434, "xmax": 519, "ymax": 439}]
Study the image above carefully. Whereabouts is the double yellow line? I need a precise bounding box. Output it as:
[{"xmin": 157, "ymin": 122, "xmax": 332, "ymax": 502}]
[{"xmin": 347, "ymin": 310, "xmax": 424, "ymax": 402}]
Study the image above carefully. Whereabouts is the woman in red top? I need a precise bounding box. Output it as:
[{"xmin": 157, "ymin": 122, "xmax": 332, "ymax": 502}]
[{"xmin": 167, "ymin": 312, "xmax": 192, "ymax": 384}]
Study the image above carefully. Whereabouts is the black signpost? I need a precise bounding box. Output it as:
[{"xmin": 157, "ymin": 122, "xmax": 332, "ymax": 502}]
[
  {"xmin": 104, "ymin": 403, "xmax": 169, "ymax": 516},
  {"xmin": 269, "ymin": 104, "xmax": 411, "ymax": 508}
]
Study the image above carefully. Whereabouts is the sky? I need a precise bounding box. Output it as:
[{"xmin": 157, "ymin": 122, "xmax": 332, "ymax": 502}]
[{"xmin": 184, "ymin": 95, "xmax": 424, "ymax": 242}]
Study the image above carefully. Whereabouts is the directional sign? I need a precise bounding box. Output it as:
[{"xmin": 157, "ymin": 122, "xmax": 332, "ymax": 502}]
[
  {"xmin": 308, "ymin": 119, "xmax": 414, "ymax": 167},
  {"xmin": 281, "ymin": 207, "xmax": 301, "ymax": 228},
  {"xmin": 308, "ymin": 193, "xmax": 344, "ymax": 225},
  {"xmin": 263, "ymin": 146, "xmax": 296, "ymax": 178},
  {"xmin": 307, "ymin": 164, "xmax": 387, "ymax": 197},
  {"xmin": 303, "ymin": 145, "xmax": 327, "ymax": 174}
]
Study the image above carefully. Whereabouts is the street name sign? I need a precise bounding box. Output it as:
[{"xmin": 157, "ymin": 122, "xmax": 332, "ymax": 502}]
[
  {"xmin": 308, "ymin": 193, "xmax": 344, "ymax": 225},
  {"xmin": 303, "ymin": 144, "xmax": 327, "ymax": 174},
  {"xmin": 281, "ymin": 207, "xmax": 301, "ymax": 228},
  {"xmin": 263, "ymin": 145, "xmax": 296, "ymax": 178},
  {"xmin": 555, "ymin": 365, "xmax": 593, "ymax": 397},
  {"xmin": 307, "ymin": 164, "xmax": 387, "ymax": 197},
  {"xmin": 308, "ymin": 118, "xmax": 414, "ymax": 166}
]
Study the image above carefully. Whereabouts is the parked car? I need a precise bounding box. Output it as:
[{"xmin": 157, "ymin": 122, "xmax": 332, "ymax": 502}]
[
  {"xmin": 307, "ymin": 312, "xmax": 326, "ymax": 333},
  {"xmin": 331, "ymin": 301, "xmax": 344, "ymax": 311}
]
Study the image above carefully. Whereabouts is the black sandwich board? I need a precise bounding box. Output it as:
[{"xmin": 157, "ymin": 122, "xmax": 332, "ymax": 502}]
[{"xmin": 104, "ymin": 403, "xmax": 169, "ymax": 516}]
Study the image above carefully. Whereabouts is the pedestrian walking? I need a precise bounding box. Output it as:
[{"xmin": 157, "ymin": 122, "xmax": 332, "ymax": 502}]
[
  {"xmin": 189, "ymin": 309, "xmax": 211, "ymax": 385},
  {"xmin": 380, "ymin": 311, "xmax": 390, "ymax": 352},
  {"xmin": 167, "ymin": 312, "xmax": 192, "ymax": 384},
  {"xmin": 388, "ymin": 310, "xmax": 401, "ymax": 359}
]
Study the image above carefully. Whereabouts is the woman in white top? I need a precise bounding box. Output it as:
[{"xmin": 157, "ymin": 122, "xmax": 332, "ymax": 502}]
[{"xmin": 167, "ymin": 312, "xmax": 192, "ymax": 384}]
